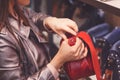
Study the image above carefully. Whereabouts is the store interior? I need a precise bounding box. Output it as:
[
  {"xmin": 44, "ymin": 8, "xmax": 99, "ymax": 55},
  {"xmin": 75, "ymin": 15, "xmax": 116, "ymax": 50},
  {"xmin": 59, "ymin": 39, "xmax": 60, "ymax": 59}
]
[{"xmin": 30, "ymin": 0, "xmax": 120, "ymax": 80}]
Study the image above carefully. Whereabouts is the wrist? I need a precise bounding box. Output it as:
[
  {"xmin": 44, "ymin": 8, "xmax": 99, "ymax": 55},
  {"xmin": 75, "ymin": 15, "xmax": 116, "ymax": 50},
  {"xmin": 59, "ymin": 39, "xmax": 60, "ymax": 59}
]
[
  {"xmin": 47, "ymin": 63, "xmax": 59, "ymax": 79},
  {"xmin": 50, "ymin": 53, "xmax": 64, "ymax": 70}
]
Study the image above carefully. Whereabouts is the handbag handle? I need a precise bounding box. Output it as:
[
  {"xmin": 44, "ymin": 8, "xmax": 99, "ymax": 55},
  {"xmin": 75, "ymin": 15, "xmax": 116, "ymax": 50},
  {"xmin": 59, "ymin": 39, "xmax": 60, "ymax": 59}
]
[{"xmin": 77, "ymin": 31, "xmax": 101, "ymax": 80}]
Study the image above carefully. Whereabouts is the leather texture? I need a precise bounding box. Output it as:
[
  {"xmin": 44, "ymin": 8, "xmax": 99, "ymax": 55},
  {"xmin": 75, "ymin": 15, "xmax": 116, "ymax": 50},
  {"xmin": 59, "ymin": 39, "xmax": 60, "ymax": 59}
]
[
  {"xmin": 96, "ymin": 27, "xmax": 120, "ymax": 48},
  {"xmin": 0, "ymin": 8, "xmax": 55, "ymax": 80},
  {"xmin": 87, "ymin": 23, "xmax": 111, "ymax": 38},
  {"xmin": 98, "ymin": 27, "xmax": 120, "ymax": 77},
  {"xmin": 86, "ymin": 23, "xmax": 111, "ymax": 48},
  {"xmin": 64, "ymin": 31, "xmax": 101, "ymax": 80},
  {"xmin": 63, "ymin": 23, "xmax": 112, "ymax": 80},
  {"xmin": 103, "ymin": 40, "xmax": 120, "ymax": 80}
]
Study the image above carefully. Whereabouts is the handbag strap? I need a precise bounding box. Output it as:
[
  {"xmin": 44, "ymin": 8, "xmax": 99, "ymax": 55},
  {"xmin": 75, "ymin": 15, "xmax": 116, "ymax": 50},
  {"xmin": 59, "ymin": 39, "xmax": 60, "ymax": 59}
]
[{"xmin": 77, "ymin": 31, "xmax": 101, "ymax": 80}]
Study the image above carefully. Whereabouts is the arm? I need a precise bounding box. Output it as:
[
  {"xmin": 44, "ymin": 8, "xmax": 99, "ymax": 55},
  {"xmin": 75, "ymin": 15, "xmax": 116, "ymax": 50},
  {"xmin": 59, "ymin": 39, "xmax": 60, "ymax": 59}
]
[
  {"xmin": 0, "ymin": 34, "xmax": 58, "ymax": 80},
  {"xmin": 26, "ymin": 8, "xmax": 78, "ymax": 40},
  {"xmin": 25, "ymin": 8, "xmax": 49, "ymax": 31}
]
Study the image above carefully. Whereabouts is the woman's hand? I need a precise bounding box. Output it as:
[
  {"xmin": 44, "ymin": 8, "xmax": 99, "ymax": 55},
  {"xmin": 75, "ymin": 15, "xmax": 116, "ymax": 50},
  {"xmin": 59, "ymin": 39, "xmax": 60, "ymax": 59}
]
[
  {"xmin": 50, "ymin": 38, "xmax": 88, "ymax": 70},
  {"xmin": 44, "ymin": 17, "xmax": 78, "ymax": 40}
]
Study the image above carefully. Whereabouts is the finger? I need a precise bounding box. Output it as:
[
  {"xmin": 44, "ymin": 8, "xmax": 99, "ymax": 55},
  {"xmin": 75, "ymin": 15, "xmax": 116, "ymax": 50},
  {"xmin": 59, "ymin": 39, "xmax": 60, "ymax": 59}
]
[
  {"xmin": 79, "ymin": 47, "xmax": 88, "ymax": 59},
  {"xmin": 64, "ymin": 27, "xmax": 77, "ymax": 36},
  {"xmin": 67, "ymin": 23, "xmax": 78, "ymax": 32},
  {"xmin": 79, "ymin": 43, "xmax": 85, "ymax": 55},
  {"xmin": 74, "ymin": 45, "xmax": 82, "ymax": 60},
  {"xmin": 66, "ymin": 19, "xmax": 78, "ymax": 32},
  {"xmin": 76, "ymin": 43, "xmax": 85, "ymax": 60},
  {"xmin": 72, "ymin": 38, "xmax": 83, "ymax": 58},
  {"xmin": 58, "ymin": 32, "xmax": 67, "ymax": 40},
  {"xmin": 73, "ymin": 38, "xmax": 83, "ymax": 48},
  {"xmin": 83, "ymin": 47, "xmax": 88, "ymax": 57}
]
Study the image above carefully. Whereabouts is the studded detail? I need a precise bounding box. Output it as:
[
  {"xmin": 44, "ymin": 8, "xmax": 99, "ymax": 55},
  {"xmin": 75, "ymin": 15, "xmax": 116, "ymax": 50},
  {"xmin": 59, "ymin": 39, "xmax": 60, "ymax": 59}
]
[
  {"xmin": 102, "ymin": 40, "xmax": 120, "ymax": 79},
  {"xmin": 117, "ymin": 60, "xmax": 119, "ymax": 62},
  {"xmin": 118, "ymin": 65, "xmax": 120, "ymax": 68},
  {"xmin": 119, "ymin": 46, "xmax": 120, "ymax": 49},
  {"xmin": 115, "ymin": 55, "xmax": 118, "ymax": 57},
  {"xmin": 118, "ymin": 71, "xmax": 120, "ymax": 73},
  {"xmin": 111, "ymin": 54, "xmax": 114, "ymax": 56}
]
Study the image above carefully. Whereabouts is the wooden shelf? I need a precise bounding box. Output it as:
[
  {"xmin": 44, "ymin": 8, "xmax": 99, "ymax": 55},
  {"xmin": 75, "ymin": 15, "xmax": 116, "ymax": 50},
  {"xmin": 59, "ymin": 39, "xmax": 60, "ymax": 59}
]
[{"xmin": 78, "ymin": 0, "xmax": 120, "ymax": 16}]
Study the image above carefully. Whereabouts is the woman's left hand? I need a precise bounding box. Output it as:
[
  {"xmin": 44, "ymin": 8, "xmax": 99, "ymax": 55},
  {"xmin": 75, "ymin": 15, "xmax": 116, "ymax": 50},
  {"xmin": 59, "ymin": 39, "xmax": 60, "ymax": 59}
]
[{"xmin": 44, "ymin": 17, "xmax": 78, "ymax": 40}]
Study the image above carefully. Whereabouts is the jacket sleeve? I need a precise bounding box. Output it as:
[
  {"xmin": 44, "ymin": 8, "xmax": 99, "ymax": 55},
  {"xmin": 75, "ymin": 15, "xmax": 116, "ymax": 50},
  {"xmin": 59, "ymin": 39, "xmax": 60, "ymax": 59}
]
[
  {"xmin": 0, "ymin": 34, "xmax": 56, "ymax": 80},
  {"xmin": 25, "ymin": 8, "xmax": 50, "ymax": 31}
]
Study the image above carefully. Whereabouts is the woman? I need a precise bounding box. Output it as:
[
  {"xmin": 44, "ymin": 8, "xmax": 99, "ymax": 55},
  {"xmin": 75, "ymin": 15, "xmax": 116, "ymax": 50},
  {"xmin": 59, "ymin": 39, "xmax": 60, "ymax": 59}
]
[{"xmin": 0, "ymin": 0, "xmax": 88, "ymax": 80}]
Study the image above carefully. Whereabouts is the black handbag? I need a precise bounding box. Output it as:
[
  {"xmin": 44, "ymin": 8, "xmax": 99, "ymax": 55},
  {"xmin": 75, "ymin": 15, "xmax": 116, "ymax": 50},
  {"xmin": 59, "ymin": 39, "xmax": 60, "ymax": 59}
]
[
  {"xmin": 95, "ymin": 27, "xmax": 120, "ymax": 49},
  {"xmin": 86, "ymin": 23, "xmax": 111, "ymax": 48},
  {"xmin": 104, "ymin": 40, "xmax": 120, "ymax": 80},
  {"xmin": 96, "ymin": 27, "xmax": 120, "ymax": 79}
]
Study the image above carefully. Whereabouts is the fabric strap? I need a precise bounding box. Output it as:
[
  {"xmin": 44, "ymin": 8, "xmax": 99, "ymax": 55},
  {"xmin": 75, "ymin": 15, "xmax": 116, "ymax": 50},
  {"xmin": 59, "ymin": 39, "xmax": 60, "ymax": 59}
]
[{"xmin": 77, "ymin": 31, "xmax": 101, "ymax": 80}]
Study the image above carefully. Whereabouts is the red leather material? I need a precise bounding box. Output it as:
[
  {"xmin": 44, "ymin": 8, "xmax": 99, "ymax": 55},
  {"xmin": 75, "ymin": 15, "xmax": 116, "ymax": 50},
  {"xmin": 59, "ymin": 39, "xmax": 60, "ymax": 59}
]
[
  {"xmin": 64, "ymin": 55, "xmax": 94, "ymax": 80},
  {"xmin": 64, "ymin": 31, "xmax": 101, "ymax": 80}
]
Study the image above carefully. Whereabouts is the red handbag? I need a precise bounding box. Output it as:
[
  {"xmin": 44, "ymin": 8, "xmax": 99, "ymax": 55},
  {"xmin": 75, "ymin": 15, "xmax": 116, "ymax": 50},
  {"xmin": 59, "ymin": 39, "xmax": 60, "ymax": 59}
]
[{"xmin": 64, "ymin": 31, "xmax": 101, "ymax": 80}]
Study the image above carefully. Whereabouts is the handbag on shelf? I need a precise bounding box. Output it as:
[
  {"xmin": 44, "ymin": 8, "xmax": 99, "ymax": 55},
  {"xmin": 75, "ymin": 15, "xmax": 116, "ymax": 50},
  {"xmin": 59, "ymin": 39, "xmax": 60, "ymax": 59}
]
[
  {"xmin": 96, "ymin": 27, "xmax": 120, "ymax": 76},
  {"xmin": 105, "ymin": 40, "xmax": 120, "ymax": 80},
  {"xmin": 96, "ymin": 27, "xmax": 120, "ymax": 80}
]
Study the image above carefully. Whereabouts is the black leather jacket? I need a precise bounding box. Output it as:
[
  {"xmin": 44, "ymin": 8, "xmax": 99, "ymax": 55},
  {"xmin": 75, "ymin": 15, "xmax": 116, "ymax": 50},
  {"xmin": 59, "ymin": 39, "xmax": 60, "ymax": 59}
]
[{"xmin": 0, "ymin": 8, "xmax": 56, "ymax": 80}]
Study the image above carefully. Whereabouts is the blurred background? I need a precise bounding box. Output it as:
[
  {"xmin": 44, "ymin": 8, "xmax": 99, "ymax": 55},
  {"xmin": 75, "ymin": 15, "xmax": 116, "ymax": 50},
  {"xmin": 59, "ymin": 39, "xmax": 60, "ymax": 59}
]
[{"xmin": 29, "ymin": 0, "xmax": 106, "ymax": 80}]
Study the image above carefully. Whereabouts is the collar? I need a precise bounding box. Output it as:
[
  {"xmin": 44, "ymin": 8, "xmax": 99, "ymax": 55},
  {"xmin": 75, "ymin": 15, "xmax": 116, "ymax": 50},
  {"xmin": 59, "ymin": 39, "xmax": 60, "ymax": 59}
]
[{"xmin": 9, "ymin": 17, "xmax": 30, "ymax": 38}]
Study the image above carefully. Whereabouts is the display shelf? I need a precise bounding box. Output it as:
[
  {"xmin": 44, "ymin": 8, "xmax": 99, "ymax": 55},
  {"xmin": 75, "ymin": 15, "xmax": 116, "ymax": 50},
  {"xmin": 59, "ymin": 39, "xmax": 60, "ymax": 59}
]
[{"xmin": 78, "ymin": 0, "xmax": 120, "ymax": 16}]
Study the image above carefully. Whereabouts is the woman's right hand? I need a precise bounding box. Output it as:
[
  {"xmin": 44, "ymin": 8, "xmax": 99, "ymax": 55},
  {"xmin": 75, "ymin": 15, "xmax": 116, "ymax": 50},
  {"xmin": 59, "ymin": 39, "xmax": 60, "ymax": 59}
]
[{"xmin": 50, "ymin": 38, "xmax": 88, "ymax": 70}]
